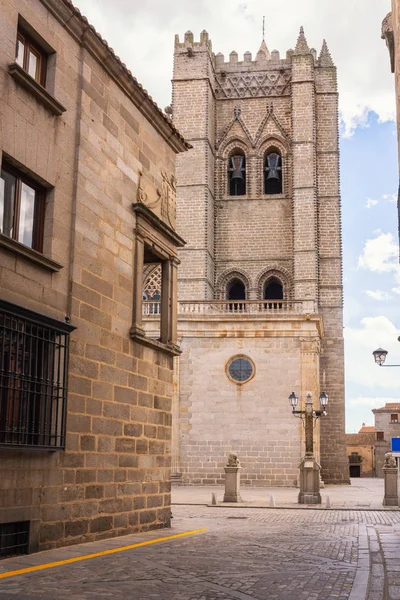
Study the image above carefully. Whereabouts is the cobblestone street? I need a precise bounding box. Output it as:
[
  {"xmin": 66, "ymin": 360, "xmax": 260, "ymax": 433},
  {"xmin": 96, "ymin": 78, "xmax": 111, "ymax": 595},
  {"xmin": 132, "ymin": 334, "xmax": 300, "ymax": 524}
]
[{"xmin": 1, "ymin": 505, "xmax": 400, "ymax": 599}]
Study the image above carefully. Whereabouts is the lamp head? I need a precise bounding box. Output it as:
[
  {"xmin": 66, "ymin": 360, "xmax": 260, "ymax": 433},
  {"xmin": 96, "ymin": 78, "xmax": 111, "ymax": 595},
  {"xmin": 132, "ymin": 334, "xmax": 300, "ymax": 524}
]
[
  {"xmin": 288, "ymin": 392, "xmax": 298, "ymax": 410},
  {"xmin": 373, "ymin": 348, "xmax": 388, "ymax": 366},
  {"xmin": 319, "ymin": 391, "xmax": 329, "ymax": 409}
]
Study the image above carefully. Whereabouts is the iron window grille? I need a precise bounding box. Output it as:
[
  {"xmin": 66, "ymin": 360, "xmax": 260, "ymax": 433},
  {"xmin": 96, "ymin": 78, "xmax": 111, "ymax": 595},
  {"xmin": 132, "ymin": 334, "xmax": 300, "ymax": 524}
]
[
  {"xmin": 0, "ymin": 521, "xmax": 29, "ymax": 559},
  {"xmin": 0, "ymin": 300, "xmax": 74, "ymax": 449}
]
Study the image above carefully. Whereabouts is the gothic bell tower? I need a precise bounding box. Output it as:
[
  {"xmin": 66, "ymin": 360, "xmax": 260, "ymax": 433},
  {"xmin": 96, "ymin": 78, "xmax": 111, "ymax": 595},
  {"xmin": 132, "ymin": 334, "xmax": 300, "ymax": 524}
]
[{"xmin": 170, "ymin": 27, "xmax": 349, "ymax": 485}]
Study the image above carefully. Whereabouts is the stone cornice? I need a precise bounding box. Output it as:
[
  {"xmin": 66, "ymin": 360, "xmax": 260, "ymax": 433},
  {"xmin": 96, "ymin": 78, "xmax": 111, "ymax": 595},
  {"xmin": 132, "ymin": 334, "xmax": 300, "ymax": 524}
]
[
  {"xmin": 39, "ymin": 0, "xmax": 190, "ymax": 153},
  {"xmin": 382, "ymin": 12, "xmax": 395, "ymax": 73}
]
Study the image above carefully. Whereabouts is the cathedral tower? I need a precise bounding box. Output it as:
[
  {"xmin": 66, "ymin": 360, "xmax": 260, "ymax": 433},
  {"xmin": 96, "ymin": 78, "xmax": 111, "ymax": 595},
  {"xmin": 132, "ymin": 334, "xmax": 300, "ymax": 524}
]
[{"xmin": 170, "ymin": 28, "xmax": 348, "ymax": 485}]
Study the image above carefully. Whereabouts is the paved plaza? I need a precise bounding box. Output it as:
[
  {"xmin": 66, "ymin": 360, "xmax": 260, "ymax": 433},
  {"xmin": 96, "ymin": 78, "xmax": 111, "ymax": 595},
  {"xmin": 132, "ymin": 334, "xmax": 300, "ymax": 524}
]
[{"xmin": 0, "ymin": 480, "xmax": 400, "ymax": 600}]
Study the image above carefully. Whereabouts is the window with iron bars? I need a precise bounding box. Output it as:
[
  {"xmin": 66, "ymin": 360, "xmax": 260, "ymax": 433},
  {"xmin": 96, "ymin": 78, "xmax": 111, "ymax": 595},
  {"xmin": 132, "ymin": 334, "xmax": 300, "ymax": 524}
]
[{"xmin": 0, "ymin": 300, "xmax": 74, "ymax": 449}]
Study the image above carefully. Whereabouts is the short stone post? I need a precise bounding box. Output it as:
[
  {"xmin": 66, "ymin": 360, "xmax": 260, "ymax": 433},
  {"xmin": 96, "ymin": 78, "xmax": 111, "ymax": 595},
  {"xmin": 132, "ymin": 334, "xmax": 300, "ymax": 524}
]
[
  {"xmin": 383, "ymin": 452, "xmax": 398, "ymax": 507},
  {"xmin": 223, "ymin": 454, "xmax": 242, "ymax": 503}
]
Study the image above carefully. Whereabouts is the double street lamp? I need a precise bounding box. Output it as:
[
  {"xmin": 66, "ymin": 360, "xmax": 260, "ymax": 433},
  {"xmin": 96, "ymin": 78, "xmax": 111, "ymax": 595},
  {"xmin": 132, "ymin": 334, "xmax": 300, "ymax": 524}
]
[{"xmin": 289, "ymin": 391, "xmax": 329, "ymax": 504}]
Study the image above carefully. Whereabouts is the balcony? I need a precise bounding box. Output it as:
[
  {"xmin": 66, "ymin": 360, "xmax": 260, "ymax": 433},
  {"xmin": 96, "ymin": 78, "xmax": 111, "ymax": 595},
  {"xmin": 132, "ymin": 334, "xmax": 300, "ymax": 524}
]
[{"xmin": 143, "ymin": 299, "xmax": 317, "ymax": 317}]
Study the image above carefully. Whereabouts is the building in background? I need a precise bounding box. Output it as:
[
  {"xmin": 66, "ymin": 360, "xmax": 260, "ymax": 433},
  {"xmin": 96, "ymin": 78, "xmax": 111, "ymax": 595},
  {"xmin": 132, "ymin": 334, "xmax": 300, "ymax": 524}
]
[
  {"xmin": 373, "ymin": 403, "xmax": 400, "ymax": 476},
  {"xmin": 345, "ymin": 425, "xmax": 376, "ymax": 478},
  {"xmin": 0, "ymin": 0, "xmax": 187, "ymax": 555},
  {"xmin": 382, "ymin": 3, "xmax": 400, "ymax": 247},
  {"xmin": 163, "ymin": 27, "xmax": 349, "ymax": 486}
]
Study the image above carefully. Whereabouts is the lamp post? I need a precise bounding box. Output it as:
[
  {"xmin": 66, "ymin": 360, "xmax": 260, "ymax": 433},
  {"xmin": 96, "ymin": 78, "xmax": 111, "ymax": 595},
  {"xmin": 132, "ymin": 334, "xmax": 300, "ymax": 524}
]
[
  {"xmin": 289, "ymin": 391, "xmax": 329, "ymax": 504},
  {"xmin": 372, "ymin": 348, "xmax": 400, "ymax": 367}
]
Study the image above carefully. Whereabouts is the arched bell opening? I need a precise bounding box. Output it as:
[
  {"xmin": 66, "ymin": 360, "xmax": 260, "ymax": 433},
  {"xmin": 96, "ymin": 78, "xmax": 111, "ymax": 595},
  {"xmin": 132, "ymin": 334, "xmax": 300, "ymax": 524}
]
[
  {"xmin": 263, "ymin": 277, "xmax": 283, "ymax": 309},
  {"xmin": 228, "ymin": 149, "xmax": 246, "ymax": 196},
  {"xmin": 227, "ymin": 278, "xmax": 246, "ymax": 312},
  {"xmin": 264, "ymin": 149, "xmax": 282, "ymax": 195}
]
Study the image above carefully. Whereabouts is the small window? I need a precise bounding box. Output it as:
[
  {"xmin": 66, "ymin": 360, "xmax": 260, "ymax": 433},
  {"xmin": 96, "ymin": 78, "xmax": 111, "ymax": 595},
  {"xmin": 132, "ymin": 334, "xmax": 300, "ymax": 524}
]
[
  {"xmin": 390, "ymin": 414, "xmax": 398, "ymax": 423},
  {"xmin": 228, "ymin": 151, "xmax": 246, "ymax": 196},
  {"xmin": 376, "ymin": 431, "xmax": 384, "ymax": 440},
  {"xmin": 0, "ymin": 162, "xmax": 45, "ymax": 252},
  {"xmin": 264, "ymin": 151, "xmax": 282, "ymax": 195},
  {"xmin": 16, "ymin": 30, "xmax": 46, "ymax": 86},
  {"xmin": 226, "ymin": 355, "xmax": 255, "ymax": 384},
  {"xmin": 0, "ymin": 521, "xmax": 29, "ymax": 558},
  {"xmin": 0, "ymin": 301, "xmax": 74, "ymax": 449}
]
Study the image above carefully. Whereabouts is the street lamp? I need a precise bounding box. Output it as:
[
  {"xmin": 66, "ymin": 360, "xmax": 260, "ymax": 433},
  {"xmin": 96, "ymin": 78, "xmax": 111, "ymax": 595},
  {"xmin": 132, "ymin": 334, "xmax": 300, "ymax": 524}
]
[
  {"xmin": 372, "ymin": 348, "xmax": 400, "ymax": 367},
  {"xmin": 289, "ymin": 391, "xmax": 328, "ymax": 504}
]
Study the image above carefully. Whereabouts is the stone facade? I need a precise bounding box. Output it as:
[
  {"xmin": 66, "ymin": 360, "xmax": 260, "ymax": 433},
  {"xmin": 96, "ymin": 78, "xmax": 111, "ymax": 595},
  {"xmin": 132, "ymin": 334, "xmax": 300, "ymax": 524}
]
[
  {"xmin": 0, "ymin": 0, "xmax": 187, "ymax": 553},
  {"xmin": 382, "ymin": 3, "xmax": 400, "ymax": 246},
  {"xmin": 170, "ymin": 29, "xmax": 349, "ymax": 486},
  {"xmin": 346, "ymin": 426, "xmax": 376, "ymax": 478},
  {"xmin": 373, "ymin": 403, "xmax": 400, "ymax": 477}
]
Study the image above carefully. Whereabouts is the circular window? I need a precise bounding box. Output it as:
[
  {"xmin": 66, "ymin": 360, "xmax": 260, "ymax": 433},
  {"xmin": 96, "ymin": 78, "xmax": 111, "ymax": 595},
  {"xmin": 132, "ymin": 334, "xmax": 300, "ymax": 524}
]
[{"xmin": 226, "ymin": 355, "xmax": 255, "ymax": 384}]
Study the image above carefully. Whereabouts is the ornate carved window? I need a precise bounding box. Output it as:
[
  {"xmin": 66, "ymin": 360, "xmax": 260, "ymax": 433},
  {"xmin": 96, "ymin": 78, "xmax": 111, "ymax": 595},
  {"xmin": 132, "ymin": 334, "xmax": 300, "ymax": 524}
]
[
  {"xmin": 228, "ymin": 150, "xmax": 246, "ymax": 196},
  {"xmin": 131, "ymin": 203, "xmax": 184, "ymax": 356},
  {"xmin": 143, "ymin": 265, "xmax": 161, "ymax": 314},
  {"xmin": 264, "ymin": 150, "xmax": 282, "ymax": 195}
]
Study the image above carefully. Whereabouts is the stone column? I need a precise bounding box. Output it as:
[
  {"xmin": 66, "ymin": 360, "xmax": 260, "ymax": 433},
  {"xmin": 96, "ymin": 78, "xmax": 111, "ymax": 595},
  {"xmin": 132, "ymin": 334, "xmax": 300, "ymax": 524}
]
[
  {"xmin": 383, "ymin": 453, "xmax": 398, "ymax": 506},
  {"xmin": 169, "ymin": 258, "xmax": 179, "ymax": 345},
  {"xmin": 223, "ymin": 454, "xmax": 242, "ymax": 503},
  {"xmin": 131, "ymin": 233, "xmax": 145, "ymax": 337},
  {"xmin": 171, "ymin": 354, "xmax": 182, "ymax": 483},
  {"xmin": 161, "ymin": 259, "xmax": 172, "ymax": 344},
  {"xmin": 299, "ymin": 338, "xmax": 321, "ymax": 462}
]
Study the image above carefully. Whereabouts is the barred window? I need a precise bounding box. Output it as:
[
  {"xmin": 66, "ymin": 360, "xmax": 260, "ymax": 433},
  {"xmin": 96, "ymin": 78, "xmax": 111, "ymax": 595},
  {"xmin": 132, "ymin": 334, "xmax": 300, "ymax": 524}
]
[{"xmin": 0, "ymin": 301, "xmax": 74, "ymax": 449}]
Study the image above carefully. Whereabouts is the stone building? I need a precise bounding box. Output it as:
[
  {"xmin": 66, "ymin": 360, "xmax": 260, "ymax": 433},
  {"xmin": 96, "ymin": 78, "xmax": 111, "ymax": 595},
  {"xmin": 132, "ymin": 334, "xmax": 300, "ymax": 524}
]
[
  {"xmin": 382, "ymin": 3, "xmax": 400, "ymax": 246},
  {"xmin": 0, "ymin": 0, "xmax": 188, "ymax": 554},
  {"xmin": 346, "ymin": 425, "xmax": 376, "ymax": 478},
  {"xmin": 162, "ymin": 28, "xmax": 349, "ymax": 486},
  {"xmin": 373, "ymin": 403, "xmax": 400, "ymax": 477}
]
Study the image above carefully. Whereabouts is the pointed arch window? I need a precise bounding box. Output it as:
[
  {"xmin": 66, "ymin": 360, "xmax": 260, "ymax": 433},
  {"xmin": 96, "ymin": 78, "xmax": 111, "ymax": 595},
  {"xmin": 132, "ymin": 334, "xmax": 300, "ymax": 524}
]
[
  {"xmin": 228, "ymin": 150, "xmax": 246, "ymax": 196},
  {"xmin": 264, "ymin": 150, "xmax": 282, "ymax": 195}
]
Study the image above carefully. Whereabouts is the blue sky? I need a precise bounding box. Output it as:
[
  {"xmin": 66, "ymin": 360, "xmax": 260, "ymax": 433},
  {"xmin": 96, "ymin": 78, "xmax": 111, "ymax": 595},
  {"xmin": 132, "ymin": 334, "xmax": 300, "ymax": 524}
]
[{"xmin": 75, "ymin": 0, "xmax": 398, "ymax": 433}]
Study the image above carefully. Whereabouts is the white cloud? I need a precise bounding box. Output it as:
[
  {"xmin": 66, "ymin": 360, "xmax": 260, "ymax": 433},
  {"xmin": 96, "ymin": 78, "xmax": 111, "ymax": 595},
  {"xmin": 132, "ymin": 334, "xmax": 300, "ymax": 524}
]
[
  {"xmin": 365, "ymin": 289, "xmax": 392, "ymax": 300},
  {"xmin": 345, "ymin": 315, "xmax": 400, "ymax": 389},
  {"xmin": 358, "ymin": 232, "xmax": 399, "ymax": 276},
  {"xmin": 383, "ymin": 193, "xmax": 398, "ymax": 203},
  {"xmin": 350, "ymin": 396, "xmax": 400, "ymax": 408},
  {"xmin": 366, "ymin": 198, "xmax": 378, "ymax": 209},
  {"xmin": 75, "ymin": 0, "xmax": 394, "ymax": 137}
]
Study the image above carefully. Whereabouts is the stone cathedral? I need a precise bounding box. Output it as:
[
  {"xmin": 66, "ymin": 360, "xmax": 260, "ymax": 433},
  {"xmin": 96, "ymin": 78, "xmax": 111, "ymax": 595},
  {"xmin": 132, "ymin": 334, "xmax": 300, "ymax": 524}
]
[{"xmin": 145, "ymin": 27, "xmax": 349, "ymax": 486}]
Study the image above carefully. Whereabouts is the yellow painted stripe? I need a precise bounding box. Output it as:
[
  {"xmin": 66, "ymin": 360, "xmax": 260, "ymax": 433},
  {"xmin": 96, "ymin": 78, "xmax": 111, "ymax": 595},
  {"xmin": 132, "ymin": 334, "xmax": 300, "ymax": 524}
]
[{"xmin": 0, "ymin": 528, "xmax": 208, "ymax": 580}]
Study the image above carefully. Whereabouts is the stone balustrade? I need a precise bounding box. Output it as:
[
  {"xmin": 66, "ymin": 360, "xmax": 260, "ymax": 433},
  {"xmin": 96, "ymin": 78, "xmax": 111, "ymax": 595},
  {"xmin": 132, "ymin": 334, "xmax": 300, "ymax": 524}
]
[{"xmin": 143, "ymin": 299, "xmax": 316, "ymax": 316}]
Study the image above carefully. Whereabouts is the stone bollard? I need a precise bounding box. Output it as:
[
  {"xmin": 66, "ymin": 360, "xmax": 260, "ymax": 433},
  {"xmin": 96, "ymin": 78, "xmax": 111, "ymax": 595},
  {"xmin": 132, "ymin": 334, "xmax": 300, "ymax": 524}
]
[
  {"xmin": 383, "ymin": 452, "xmax": 398, "ymax": 507},
  {"xmin": 223, "ymin": 454, "xmax": 242, "ymax": 503}
]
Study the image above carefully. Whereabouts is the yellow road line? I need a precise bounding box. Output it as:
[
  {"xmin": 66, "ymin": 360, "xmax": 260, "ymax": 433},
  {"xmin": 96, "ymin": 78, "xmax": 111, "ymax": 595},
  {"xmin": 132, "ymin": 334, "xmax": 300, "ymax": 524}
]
[{"xmin": 0, "ymin": 528, "xmax": 208, "ymax": 580}]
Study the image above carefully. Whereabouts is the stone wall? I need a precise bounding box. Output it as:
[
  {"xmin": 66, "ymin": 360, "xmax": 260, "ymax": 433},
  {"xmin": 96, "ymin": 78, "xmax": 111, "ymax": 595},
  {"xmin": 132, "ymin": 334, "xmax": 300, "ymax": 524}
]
[
  {"xmin": 0, "ymin": 0, "xmax": 186, "ymax": 552},
  {"xmin": 173, "ymin": 29, "xmax": 349, "ymax": 486}
]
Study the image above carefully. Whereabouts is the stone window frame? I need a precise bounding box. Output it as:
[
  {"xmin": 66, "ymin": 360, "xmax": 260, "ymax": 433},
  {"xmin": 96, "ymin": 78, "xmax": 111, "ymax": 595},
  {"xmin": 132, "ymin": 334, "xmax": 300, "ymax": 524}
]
[
  {"xmin": 225, "ymin": 354, "xmax": 256, "ymax": 386},
  {"xmin": 256, "ymin": 267, "xmax": 292, "ymax": 301},
  {"xmin": 257, "ymin": 137, "xmax": 289, "ymax": 198},
  {"xmin": 390, "ymin": 414, "xmax": 399, "ymax": 424},
  {"xmin": 7, "ymin": 16, "xmax": 66, "ymax": 117},
  {"xmin": 216, "ymin": 268, "xmax": 251, "ymax": 300},
  {"xmin": 0, "ymin": 154, "xmax": 62, "ymax": 272},
  {"xmin": 218, "ymin": 139, "xmax": 250, "ymax": 200},
  {"xmin": 130, "ymin": 203, "xmax": 184, "ymax": 356}
]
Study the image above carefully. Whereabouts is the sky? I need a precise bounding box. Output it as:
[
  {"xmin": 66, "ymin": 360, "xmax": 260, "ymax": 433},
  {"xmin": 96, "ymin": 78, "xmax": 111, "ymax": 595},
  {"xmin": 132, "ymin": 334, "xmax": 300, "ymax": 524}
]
[{"xmin": 75, "ymin": 0, "xmax": 399, "ymax": 433}]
